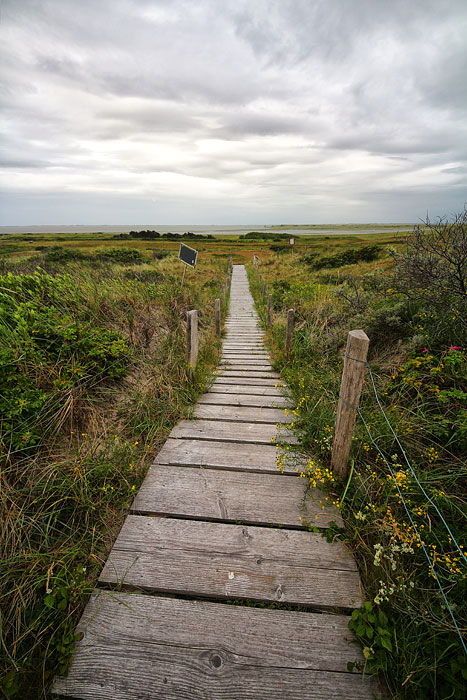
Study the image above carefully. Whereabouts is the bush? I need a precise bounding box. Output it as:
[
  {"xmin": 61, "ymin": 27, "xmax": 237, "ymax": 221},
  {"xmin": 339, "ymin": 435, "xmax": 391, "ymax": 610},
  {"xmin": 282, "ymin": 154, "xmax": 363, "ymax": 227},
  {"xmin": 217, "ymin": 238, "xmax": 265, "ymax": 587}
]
[
  {"xmin": 0, "ymin": 270, "xmax": 131, "ymax": 452},
  {"xmin": 42, "ymin": 246, "xmax": 86, "ymax": 263},
  {"xmin": 306, "ymin": 245, "xmax": 380, "ymax": 269},
  {"xmin": 391, "ymin": 209, "xmax": 467, "ymax": 348},
  {"xmin": 97, "ymin": 247, "xmax": 144, "ymax": 264}
]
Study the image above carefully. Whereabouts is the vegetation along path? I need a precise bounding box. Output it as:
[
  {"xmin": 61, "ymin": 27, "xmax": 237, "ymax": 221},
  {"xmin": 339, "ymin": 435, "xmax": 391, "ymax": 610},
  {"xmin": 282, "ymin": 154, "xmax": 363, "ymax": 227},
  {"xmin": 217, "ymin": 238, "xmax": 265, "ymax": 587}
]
[{"xmin": 53, "ymin": 265, "xmax": 377, "ymax": 699}]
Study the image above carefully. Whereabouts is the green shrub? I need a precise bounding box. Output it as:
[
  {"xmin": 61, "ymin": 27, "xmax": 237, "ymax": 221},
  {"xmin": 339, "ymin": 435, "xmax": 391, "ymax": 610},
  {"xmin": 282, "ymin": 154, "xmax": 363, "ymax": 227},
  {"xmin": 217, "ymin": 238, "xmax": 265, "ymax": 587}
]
[
  {"xmin": 306, "ymin": 245, "xmax": 380, "ymax": 269},
  {"xmin": 0, "ymin": 270, "xmax": 131, "ymax": 452},
  {"xmin": 97, "ymin": 247, "xmax": 144, "ymax": 264},
  {"xmin": 42, "ymin": 246, "xmax": 86, "ymax": 263}
]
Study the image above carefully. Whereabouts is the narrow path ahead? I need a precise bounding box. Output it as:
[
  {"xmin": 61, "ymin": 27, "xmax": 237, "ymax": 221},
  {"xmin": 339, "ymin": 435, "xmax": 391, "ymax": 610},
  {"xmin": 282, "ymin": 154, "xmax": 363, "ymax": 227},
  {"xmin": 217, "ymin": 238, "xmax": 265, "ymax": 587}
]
[{"xmin": 54, "ymin": 265, "xmax": 377, "ymax": 699}]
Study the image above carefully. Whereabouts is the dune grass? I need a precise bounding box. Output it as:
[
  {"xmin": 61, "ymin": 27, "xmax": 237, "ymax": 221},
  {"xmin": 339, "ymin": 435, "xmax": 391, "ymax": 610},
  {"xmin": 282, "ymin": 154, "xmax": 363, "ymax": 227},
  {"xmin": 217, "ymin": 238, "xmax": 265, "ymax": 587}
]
[
  {"xmin": 0, "ymin": 247, "xmax": 228, "ymax": 698},
  {"xmin": 247, "ymin": 226, "xmax": 467, "ymax": 699}
]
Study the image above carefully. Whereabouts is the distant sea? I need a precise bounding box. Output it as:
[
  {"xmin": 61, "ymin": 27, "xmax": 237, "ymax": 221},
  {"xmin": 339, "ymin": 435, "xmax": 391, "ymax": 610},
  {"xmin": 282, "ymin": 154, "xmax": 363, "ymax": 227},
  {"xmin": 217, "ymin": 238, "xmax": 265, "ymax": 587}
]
[{"xmin": 0, "ymin": 224, "xmax": 414, "ymax": 236}]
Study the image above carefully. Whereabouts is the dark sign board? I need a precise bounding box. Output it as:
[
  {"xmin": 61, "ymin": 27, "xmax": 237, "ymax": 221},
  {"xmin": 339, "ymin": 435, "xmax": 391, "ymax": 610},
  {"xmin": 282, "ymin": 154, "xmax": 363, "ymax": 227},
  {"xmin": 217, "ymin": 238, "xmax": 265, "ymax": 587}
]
[{"xmin": 179, "ymin": 243, "xmax": 198, "ymax": 268}]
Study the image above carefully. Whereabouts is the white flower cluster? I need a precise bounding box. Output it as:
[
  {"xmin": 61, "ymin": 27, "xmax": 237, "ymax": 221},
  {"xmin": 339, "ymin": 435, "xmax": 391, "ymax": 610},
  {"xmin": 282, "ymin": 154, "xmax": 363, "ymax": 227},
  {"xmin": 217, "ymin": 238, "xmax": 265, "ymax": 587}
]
[{"xmin": 374, "ymin": 580, "xmax": 396, "ymax": 605}]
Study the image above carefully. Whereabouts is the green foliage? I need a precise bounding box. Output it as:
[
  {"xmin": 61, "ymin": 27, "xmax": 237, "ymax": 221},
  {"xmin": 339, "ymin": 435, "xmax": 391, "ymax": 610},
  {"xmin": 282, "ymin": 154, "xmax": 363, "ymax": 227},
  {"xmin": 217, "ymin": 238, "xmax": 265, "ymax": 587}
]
[
  {"xmin": 391, "ymin": 208, "xmax": 467, "ymax": 348},
  {"xmin": 304, "ymin": 245, "xmax": 380, "ymax": 269},
  {"xmin": 1, "ymin": 248, "xmax": 227, "ymax": 699},
  {"xmin": 386, "ymin": 349, "xmax": 467, "ymax": 454},
  {"xmin": 245, "ymin": 231, "xmax": 297, "ymax": 241},
  {"xmin": 245, "ymin": 220, "xmax": 467, "ymax": 700},
  {"xmin": 348, "ymin": 603, "xmax": 394, "ymax": 673},
  {"xmin": 42, "ymin": 246, "xmax": 86, "ymax": 263},
  {"xmin": 0, "ymin": 270, "xmax": 131, "ymax": 452},
  {"xmin": 96, "ymin": 247, "xmax": 144, "ymax": 264}
]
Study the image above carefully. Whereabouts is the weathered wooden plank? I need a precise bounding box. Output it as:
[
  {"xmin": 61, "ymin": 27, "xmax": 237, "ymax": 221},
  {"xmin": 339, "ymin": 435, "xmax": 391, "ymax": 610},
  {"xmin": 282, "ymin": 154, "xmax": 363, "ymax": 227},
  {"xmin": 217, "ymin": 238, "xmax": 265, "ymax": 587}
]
[
  {"xmin": 222, "ymin": 352, "xmax": 270, "ymax": 357},
  {"xmin": 170, "ymin": 419, "xmax": 297, "ymax": 444},
  {"xmin": 193, "ymin": 404, "xmax": 292, "ymax": 424},
  {"xmin": 154, "ymin": 438, "xmax": 299, "ymax": 474},
  {"xmin": 220, "ymin": 364, "xmax": 274, "ymax": 372},
  {"xmin": 99, "ymin": 517, "xmax": 361, "ymax": 609},
  {"xmin": 53, "ymin": 593, "xmax": 377, "ymax": 700},
  {"xmin": 221, "ymin": 345, "xmax": 265, "ymax": 350},
  {"xmin": 221, "ymin": 355, "xmax": 270, "ymax": 360},
  {"xmin": 208, "ymin": 383, "xmax": 288, "ymax": 396},
  {"xmin": 198, "ymin": 392, "xmax": 292, "ymax": 407},
  {"xmin": 213, "ymin": 376, "xmax": 281, "ymax": 386},
  {"xmin": 131, "ymin": 464, "xmax": 341, "ymax": 528},
  {"xmin": 218, "ymin": 370, "xmax": 280, "ymax": 378},
  {"xmin": 221, "ymin": 358, "xmax": 272, "ymax": 364}
]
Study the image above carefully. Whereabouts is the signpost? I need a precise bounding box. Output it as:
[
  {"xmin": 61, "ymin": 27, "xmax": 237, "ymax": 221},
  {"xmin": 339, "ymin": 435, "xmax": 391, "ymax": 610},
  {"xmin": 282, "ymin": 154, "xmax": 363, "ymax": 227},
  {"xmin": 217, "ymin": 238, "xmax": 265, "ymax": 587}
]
[
  {"xmin": 179, "ymin": 243, "xmax": 198, "ymax": 287},
  {"xmin": 290, "ymin": 237, "xmax": 295, "ymax": 258}
]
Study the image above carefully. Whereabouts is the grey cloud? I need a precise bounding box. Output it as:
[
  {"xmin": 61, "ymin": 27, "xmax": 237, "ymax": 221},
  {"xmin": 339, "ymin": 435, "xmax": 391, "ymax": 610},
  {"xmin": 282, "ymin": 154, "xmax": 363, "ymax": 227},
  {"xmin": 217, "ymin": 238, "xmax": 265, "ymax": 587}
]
[{"xmin": 1, "ymin": 0, "xmax": 466, "ymax": 225}]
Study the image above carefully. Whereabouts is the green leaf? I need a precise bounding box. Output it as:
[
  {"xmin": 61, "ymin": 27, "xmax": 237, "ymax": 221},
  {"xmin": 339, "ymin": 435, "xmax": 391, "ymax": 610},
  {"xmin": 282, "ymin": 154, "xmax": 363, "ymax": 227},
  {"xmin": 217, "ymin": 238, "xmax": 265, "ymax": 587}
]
[
  {"xmin": 381, "ymin": 637, "xmax": 393, "ymax": 652},
  {"xmin": 378, "ymin": 610, "xmax": 388, "ymax": 626}
]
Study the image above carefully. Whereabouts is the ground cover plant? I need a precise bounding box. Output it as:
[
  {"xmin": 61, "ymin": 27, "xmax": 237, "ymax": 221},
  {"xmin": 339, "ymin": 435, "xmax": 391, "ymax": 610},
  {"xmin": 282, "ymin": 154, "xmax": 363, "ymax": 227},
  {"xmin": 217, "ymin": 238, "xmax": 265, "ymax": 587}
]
[
  {"xmin": 0, "ymin": 243, "xmax": 229, "ymax": 698},
  {"xmin": 247, "ymin": 211, "xmax": 467, "ymax": 700}
]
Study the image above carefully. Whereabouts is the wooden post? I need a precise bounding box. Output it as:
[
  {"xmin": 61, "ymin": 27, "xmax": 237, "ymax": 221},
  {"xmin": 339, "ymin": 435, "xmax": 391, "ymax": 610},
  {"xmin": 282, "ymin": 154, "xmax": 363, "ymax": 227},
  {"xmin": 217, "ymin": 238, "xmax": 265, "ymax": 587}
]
[
  {"xmin": 226, "ymin": 275, "xmax": 230, "ymax": 292},
  {"xmin": 186, "ymin": 310, "xmax": 199, "ymax": 368},
  {"xmin": 331, "ymin": 329, "xmax": 370, "ymax": 479},
  {"xmin": 222, "ymin": 284, "xmax": 226, "ymax": 304},
  {"xmin": 262, "ymin": 281, "xmax": 267, "ymax": 303},
  {"xmin": 267, "ymin": 293, "xmax": 272, "ymax": 327},
  {"xmin": 228, "ymin": 255, "xmax": 232, "ymax": 273},
  {"xmin": 215, "ymin": 298, "xmax": 221, "ymax": 337},
  {"xmin": 259, "ymin": 273, "xmax": 262, "ymax": 286},
  {"xmin": 253, "ymin": 254, "xmax": 257, "ymax": 268},
  {"xmin": 285, "ymin": 309, "xmax": 294, "ymax": 358}
]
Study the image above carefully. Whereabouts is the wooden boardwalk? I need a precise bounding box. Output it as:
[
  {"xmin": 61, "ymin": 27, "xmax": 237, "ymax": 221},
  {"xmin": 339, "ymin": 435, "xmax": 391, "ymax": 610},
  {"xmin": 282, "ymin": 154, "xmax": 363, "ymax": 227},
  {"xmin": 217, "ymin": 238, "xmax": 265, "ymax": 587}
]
[{"xmin": 53, "ymin": 265, "xmax": 377, "ymax": 699}]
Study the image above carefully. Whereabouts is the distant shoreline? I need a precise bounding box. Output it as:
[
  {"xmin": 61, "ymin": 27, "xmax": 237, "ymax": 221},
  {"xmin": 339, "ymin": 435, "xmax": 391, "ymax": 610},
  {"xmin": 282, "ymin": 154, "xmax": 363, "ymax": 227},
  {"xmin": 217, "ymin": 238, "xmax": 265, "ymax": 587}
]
[{"xmin": 0, "ymin": 223, "xmax": 416, "ymax": 237}]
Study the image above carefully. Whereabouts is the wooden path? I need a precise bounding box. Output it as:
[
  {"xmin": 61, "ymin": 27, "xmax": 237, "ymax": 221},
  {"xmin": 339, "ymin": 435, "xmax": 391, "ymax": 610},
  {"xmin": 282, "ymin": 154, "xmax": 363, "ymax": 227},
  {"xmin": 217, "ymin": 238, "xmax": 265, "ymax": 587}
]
[{"xmin": 53, "ymin": 265, "xmax": 377, "ymax": 699}]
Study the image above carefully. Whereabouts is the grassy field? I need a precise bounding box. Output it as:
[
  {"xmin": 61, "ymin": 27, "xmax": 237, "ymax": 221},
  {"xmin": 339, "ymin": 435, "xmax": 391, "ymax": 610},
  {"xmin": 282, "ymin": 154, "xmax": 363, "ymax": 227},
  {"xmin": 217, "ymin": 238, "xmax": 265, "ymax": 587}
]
[
  {"xmin": 0, "ymin": 237, "xmax": 229, "ymax": 698},
  {"xmin": 246, "ymin": 218, "xmax": 466, "ymax": 700},
  {"xmin": 1, "ymin": 222, "xmax": 465, "ymax": 699}
]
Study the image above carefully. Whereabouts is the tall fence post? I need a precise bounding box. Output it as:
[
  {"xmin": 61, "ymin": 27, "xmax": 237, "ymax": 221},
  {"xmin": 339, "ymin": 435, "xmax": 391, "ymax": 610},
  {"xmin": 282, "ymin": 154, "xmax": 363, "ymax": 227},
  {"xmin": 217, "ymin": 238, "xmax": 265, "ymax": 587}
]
[
  {"xmin": 186, "ymin": 310, "xmax": 199, "ymax": 368},
  {"xmin": 253, "ymin": 254, "xmax": 257, "ymax": 268},
  {"xmin": 222, "ymin": 283, "xmax": 226, "ymax": 305},
  {"xmin": 226, "ymin": 275, "xmax": 230, "ymax": 292},
  {"xmin": 285, "ymin": 309, "xmax": 294, "ymax": 358},
  {"xmin": 267, "ymin": 293, "xmax": 272, "ymax": 327},
  {"xmin": 215, "ymin": 298, "xmax": 221, "ymax": 337},
  {"xmin": 331, "ymin": 329, "xmax": 370, "ymax": 479}
]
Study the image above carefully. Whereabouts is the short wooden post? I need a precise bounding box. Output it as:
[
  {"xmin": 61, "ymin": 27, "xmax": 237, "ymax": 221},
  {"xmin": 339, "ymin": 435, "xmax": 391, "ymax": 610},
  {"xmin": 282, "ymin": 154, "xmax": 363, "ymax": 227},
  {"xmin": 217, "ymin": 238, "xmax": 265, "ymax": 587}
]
[
  {"xmin": 285, "ymin": 309, "xmax": 294, "ymax": 358},
  {"xmin": 259, "ymin": 273, "xmax": 262, "ymax": 286},
  {"xmin": 226, "ymin": 275, "xmax": 230, "ymax": 292},
  {"xmin": 186, "ymin": 310, "xmax": 198, "ymax": 368},
  {"xmin": 331, "ymin": 329, "xmax": 370, "ymax": 479},
  {"xmin": 262, "ymin": 281, "xmax": 267, "ymax": 303},
  {"xmin": 228, "ymin": 256, "xmax": 232, "ymax": 273},
  {"xmin": 215, "ymin": 298, "xmax": 221, "ymax": 336},
  {"xmin": 253, "ymin": 254, "xmax": 257, "ymax": 268},
  {"xmin": 267, "ymin": 293, "xmax": 272, "ymax": 327},
  {"xmin": 222, "ymin": 284, "xmax": 226, "ymax": 304}
]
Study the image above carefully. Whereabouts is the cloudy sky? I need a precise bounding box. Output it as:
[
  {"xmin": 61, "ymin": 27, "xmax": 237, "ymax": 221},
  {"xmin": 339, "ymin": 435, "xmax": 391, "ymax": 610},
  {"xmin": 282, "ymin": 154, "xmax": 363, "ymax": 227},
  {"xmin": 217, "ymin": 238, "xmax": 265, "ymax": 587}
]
[{"xmin": 1, "ymin": 0, "xmax": 466, "ymax": 225}]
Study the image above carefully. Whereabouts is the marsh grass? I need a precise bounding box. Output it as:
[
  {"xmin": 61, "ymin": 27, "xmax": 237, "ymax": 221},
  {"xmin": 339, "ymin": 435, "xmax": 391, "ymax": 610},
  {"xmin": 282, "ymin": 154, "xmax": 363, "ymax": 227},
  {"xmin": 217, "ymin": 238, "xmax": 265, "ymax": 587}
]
[
  {"xmin": 247, "ymin": 238, "xmax": 467, "ymax": 700},
  {"xmin": 1, "ymin": 250, "xmax": 226, "ymax": 698}
]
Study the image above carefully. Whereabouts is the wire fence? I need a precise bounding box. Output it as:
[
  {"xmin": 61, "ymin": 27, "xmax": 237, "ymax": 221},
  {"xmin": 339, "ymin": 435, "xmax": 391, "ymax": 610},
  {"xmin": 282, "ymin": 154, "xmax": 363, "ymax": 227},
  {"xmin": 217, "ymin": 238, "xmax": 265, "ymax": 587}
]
[{"xmin": 341, "ymin": 357, "xmax": 467, "ymax": 655}]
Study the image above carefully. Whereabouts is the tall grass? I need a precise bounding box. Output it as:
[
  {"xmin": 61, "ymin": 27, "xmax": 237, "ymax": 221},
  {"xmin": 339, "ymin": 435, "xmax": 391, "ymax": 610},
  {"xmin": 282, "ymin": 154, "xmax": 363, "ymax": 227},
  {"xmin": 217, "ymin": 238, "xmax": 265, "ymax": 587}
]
[
  {"xmin": 247, "ymin": 240, "xmax": 467, "ymax": 700},
  {"xmin": 1, "ymin": 249, "xmax": 227, "ymax": 698}
]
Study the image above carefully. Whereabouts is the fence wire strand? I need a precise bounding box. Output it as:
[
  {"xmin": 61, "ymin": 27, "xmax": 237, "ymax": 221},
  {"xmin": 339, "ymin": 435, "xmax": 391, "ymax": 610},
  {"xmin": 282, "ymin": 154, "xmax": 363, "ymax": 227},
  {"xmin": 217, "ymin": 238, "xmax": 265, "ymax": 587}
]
[{"xmin": 339, "ymin": 355, "xmax": 466, "ymax": 655}]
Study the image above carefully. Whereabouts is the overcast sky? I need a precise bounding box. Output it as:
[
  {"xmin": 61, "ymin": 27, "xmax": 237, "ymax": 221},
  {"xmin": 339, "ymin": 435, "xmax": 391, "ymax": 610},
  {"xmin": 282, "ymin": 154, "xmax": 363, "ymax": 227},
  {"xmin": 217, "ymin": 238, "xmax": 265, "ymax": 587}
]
[{"xmin": 1, "ymin": 0, "xmax": 466, "ymax": 225}]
